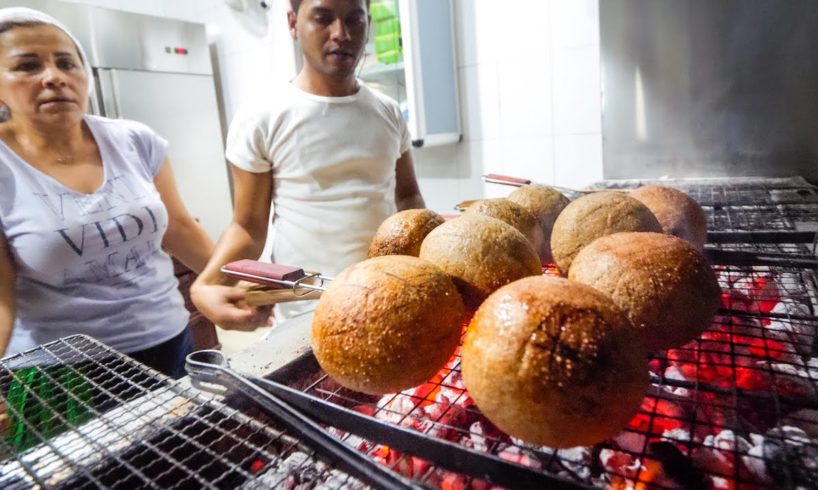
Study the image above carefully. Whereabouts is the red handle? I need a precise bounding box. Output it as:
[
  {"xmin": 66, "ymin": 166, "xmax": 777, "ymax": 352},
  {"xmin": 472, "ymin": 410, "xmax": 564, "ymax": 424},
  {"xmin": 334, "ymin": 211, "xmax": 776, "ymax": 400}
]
[
  {"xmin": 482, "ymin": 173, "xmax": 531, "ymax": 186},
  {"xmin": 221, "ymin": 260, "xmax": 305, "ymax": 286}
]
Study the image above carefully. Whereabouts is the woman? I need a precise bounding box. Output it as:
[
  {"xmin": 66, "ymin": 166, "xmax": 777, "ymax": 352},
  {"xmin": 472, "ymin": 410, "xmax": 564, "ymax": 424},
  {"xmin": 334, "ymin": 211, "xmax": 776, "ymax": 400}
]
[{"xmin": 0, "ymin": 8, "xmax": 214, "ymax": 378}]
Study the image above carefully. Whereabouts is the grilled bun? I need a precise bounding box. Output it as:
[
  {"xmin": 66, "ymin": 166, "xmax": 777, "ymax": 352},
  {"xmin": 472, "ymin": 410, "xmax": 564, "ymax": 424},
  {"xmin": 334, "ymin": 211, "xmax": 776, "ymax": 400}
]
[
  {"xmin": 551, "ymin": 192, "xmax": 662, "ymax": 274},
  {"xmin": 569, "ymin": 232, "xmax": 720, "ymax": 352},
  {"xmin": 506, "ymin": 185, "xmax": 570, "ymax": 264},
  {"xmin": 629, "ymin": 186, "xmax": 708, "ymax": 250},
  {"xmin": 419, "ymin": 214, "xmax": 541, "ymax": 310},
  {"xmin": 312, "ymin": 255, "xmax": 465, "ymax": 395},
  {"xmin": 368, "ymin": 209, "xmax": 446, "ymax": 258},
  {"xmin": 464, "ymin": 198, "xmax": 546, "ymax": 263},
  {"xmin": 462, "ymin": 276, "xmax": 648, "ymax": 448}
]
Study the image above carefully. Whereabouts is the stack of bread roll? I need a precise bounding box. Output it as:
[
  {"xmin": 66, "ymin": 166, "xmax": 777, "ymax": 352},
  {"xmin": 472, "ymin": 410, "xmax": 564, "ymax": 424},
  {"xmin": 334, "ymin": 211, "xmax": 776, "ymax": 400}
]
[{"xmin": 311, "ymin": 186, "xmax": 719, "ymax": 447}]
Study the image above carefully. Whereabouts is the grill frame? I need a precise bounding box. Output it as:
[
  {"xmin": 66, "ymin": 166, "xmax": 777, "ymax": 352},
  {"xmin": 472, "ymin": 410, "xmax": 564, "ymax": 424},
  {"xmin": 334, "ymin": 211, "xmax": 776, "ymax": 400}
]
[{"xmin": 0, "ymin": 335, "xmax": 362, "ymax": 489}]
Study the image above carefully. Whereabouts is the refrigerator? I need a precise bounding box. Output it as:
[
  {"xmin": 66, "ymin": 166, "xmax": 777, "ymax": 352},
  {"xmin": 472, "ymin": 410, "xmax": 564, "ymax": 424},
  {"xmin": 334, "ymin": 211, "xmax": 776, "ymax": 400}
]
[{"xmin": 0, "ymin": 0, "xmax": 233, "ymax": 241}]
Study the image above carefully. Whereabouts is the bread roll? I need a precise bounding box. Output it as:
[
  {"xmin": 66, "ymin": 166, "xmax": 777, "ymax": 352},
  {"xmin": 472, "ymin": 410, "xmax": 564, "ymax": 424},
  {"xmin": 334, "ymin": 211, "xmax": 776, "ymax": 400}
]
[
  {"xmin": 368, "ymin": 209, "xmax": 445, "ymax": 258},
  {"xmin": 569, "ymin": 232, "xmax": 720, "ymax": 352},
  {"xmin": 629, "ymin": 186, "xmax": 708, "ymax": 250},
  {"xmin": 507, "ymin": 185, "xmax": 570, "ymax": 264},
  {"xmin": 551, "ymin": 192, "xmax": 662, "ymax": 274},
  {"xmin": 464, "ymin": 198, "xmax": 545, "ymax": 260},
  {"xmin": 419, "ymin": 214, "xmax": 541, "ymax": 310},
  {"xmin": 312, "ymin": 255, "xmax": 465, "ymax": 395},
  {"xmin": 462, "ymin": 276, "xmax": 648, "ymax": 448}
]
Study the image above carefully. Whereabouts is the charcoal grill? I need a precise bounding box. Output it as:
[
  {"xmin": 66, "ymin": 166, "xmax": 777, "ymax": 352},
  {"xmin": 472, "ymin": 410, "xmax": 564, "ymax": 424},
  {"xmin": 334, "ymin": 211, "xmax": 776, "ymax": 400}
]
[
  {"xmin": 0, "ymin": 335, "xmax": 366, "ymax": 489},
  {"xmin": 233, "ymin": 176, "xmax": 818, "ymax": 489}
]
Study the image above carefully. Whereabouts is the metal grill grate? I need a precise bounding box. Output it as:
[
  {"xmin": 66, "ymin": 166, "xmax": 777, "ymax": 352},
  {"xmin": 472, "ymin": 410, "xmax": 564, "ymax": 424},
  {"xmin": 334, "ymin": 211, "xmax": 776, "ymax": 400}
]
[
  {"xmin": 0, "ymin": 335, "xmax": 362, "ymax": 489},
  {"xmin": 258, "ymin": 259, "xmax": 818, "ymax": 489},
  {"xmin": 705, "ymin": 204, "xmax": 818, "ymax": 232}
]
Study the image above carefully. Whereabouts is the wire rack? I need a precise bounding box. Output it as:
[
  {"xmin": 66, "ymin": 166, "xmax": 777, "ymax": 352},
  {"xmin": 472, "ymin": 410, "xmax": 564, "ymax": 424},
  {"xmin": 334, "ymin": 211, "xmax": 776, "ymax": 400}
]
[
  {"xmin": 705, "ymin": 204, "xmax": 818, "ymax": 232},
  {"xmin": 0, "ymin": 335, "xmax": 363, "ymax": 489}
]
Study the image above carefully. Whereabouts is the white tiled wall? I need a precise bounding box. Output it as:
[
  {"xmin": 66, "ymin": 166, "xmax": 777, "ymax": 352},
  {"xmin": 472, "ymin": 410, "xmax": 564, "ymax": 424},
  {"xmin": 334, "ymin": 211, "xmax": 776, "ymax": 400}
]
[
  {"xmin": 417, "ymin": 0, "xmax": 603, "ymax": 212},
  {"xmin": 59, "ymin": 0, "xmax": 603, "ymax": 213}
]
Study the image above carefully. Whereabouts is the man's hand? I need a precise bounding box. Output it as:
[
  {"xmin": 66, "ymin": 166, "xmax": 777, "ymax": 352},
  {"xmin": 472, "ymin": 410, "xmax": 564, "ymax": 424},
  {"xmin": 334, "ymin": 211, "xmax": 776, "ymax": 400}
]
[{"xmin": 191, "ymin": 282, "xmax": 273, "ymax": 331}]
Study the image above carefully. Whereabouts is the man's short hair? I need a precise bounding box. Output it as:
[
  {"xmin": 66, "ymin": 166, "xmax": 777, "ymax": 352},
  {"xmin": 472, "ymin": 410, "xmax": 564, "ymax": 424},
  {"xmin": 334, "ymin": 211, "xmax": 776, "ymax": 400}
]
[{"xmin": 290, "ymin": 0, "xmax": 370, "ymax": 13}]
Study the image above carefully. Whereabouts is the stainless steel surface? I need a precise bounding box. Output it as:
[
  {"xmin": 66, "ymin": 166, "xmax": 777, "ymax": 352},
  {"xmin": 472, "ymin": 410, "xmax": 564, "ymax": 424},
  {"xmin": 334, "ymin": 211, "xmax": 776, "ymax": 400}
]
[
  {"xmin": 600, "ymin": 0, "xmax": 818, "ymax": 182},
  {"xmin": 228, "ymin": 312, "xmax": 314, "ymax": 377},
  {"xmin": 89, "ymin": 9, "xmax": 211, "ymax": 75},
  {"xmin": 0, "ymin": 0, "xmax": 233, "ymax": 242},
  {"xmin": 99, "ymin": 68, "xmax": 231, "ymax": 239},
  {"xmin": 0, "ymin": 0, "xmax": 211, "ymax": 75},
  {"xmin": 0, "ymin": 335, "xmax": 358, "ymax": 489}
]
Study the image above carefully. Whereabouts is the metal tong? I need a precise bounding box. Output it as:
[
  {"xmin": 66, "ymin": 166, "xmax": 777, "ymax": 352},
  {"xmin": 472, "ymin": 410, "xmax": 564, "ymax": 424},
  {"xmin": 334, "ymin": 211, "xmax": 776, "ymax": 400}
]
[
  {"xmin": 185, "ymin": 350, "xmax": 420, "ymax": 490},
  {"xmin": 185, "ymin": 350, "xmax": 584, "ymax": 490}
]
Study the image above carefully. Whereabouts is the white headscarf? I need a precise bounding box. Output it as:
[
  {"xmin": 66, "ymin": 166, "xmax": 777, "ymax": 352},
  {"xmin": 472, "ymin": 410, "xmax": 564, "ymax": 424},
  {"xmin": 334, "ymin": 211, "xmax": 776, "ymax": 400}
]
[{"xmin": 0, "ymin": 7, "xmax": 94, "ymax": 95}]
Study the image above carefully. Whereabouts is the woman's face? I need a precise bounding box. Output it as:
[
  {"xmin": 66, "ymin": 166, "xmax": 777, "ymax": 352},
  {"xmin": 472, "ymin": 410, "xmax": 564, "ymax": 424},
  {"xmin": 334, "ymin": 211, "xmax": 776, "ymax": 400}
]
[{"xmin": 0, "ymin": 23, "xmax": 88, "ymax": 126}]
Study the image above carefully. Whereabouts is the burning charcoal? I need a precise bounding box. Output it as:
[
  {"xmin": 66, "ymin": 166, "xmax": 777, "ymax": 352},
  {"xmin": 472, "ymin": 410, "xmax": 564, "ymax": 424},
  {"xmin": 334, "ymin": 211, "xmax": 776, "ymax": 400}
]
[
  {"xmin": 743, "ymin": 433, "xmax": 772, "ymax": 486},
  {"xmin": 732, "ymin": 276, "xmax": 781, "ymax": 313},
  {"xmin": 766, "ymin": 300, "xmax": 816, "ymax": 356},
  {"xmin": 763, "ymin": 426, "xmax": 818, "ymax": 488},
  {"xmin": 599, "ymin": 448, "xmax": 638, "ymax": 477},
  {"xmin": 721, "ymin": 289, "xmax": 753, "ymax": 312},
  {"xmin": 495, "ymin": 443, "xmax": 543, "ymax": 470},
  {"xmin": 614, "ymin": 431, "xmax": 647, "ymax": 454},
  {"xmin": 661, "ymin": 365, "xmax": 691, "ymax": 397},
  {"xmin": 627, "ymin": 397, "xmax": 686, "ymax": 441},
  {"xmin": 783, "ymin": 409, "xmax": 818, "ymax": 438},
  {"xmin": 555, "ymin": 446, "xmax": 593, "ymax": 481},
  {"xmin": 771, "ymin": 299, "xmax": 813, "ymax": 319},
  {"xmin": 648, "ymin": 441, "xmax": 709, "ymax": 489},
  {"xmin": 690, "ymin": 430, "xmax": 753, "ymax": 480},
  {"xmin": 661, "ymin": 428, "xmax": 692, "ymax": 452}
]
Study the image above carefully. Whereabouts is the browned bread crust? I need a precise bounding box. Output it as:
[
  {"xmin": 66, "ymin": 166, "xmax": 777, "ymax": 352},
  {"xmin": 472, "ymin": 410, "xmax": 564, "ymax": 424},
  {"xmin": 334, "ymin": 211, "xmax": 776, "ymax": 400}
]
[
  {"xmin": 507, "ymin": 185, "xmax": 570, "ymax": 264},
  {"xmin": 551, "ymin": 192, "xmax": 662, "ymax": 274},
  {"xmin": 569, "ymin": 231, "xmax": 720, "ymax": 352},
  {"xmin": 419, "ymin": 214, "xmax": 541, "ymax": 310},
  {"xmin": 368, "ymin": 209, "xmax": 446, "ymax": 258},
  {"xmin": 312, "ymin": 255, "xmax": 465, "ymax": 395},
  {"xmin": 464, "ymin": 198, "xmax": 546, "ymax": 263},
  {"xmin": 629, "ymin": 186, "xmax": 708, "ymax": 250},
  {"xmin": 462, "ymin": 276, "xmax": 648, "ymax": 447}
]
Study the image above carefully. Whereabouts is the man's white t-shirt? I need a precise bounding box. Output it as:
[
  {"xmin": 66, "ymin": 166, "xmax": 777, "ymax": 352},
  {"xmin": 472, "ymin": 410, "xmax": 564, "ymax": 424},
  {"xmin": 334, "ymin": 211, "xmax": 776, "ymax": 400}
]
[{"xmin": 226, "ymin": 82, "xmax": 411, "ymax": 320}]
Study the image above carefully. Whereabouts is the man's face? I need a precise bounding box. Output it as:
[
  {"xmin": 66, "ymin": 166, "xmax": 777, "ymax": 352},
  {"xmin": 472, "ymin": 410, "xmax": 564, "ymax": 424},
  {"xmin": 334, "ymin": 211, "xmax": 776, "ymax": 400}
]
[{"xmin": 290, "ymin": 0, "xmax": 369, "ymax": 81}]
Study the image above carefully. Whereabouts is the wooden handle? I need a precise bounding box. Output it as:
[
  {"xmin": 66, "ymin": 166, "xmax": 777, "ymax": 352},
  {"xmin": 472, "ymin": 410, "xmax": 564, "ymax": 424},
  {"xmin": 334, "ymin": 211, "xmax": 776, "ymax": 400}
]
[{"xmin": 244, "ymin": 286, "xmax": 323, "ymax": 306}]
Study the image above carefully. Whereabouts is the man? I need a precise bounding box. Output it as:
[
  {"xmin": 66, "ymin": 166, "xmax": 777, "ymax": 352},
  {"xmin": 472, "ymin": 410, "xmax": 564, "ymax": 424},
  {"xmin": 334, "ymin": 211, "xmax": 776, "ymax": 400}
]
[{"xmin": 192, "ymin": 0, "xmax": 424, "ymax": 329}]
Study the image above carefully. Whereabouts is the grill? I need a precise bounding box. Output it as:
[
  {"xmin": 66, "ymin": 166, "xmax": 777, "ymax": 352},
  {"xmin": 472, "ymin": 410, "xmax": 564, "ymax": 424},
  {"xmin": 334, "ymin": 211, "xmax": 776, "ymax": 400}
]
[
  {"xmin": 248, "ymin": 177, "xmax": 818, "ymax": 489},
  {"xmin": 3, "ymin": 176, "xmax": 818, "ymax": 489},
  {"xmin": 0, "ymin": 335, "xmax": 364, "ymax": 489}
]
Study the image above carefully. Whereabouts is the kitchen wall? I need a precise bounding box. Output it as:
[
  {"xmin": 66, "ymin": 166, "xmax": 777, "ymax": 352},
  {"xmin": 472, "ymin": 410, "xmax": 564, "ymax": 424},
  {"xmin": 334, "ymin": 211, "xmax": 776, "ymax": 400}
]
[{"xmin": 59, "ymin": 0, "xmax": 602, "ymax": 214}]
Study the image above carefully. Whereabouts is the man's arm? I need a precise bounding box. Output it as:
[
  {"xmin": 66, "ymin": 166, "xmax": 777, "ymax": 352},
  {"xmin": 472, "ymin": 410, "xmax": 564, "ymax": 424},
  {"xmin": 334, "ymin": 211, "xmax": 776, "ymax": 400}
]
[
  {"xmin": 394, "ymin": 150, "xmax": 425, "ymax": 210},
  {"xmin": 0, "ymin": 231, "xmax": 16, "ymax": 357},
  {"xmin": 191, "ymin": 164, "xmax": 273, "ymax": 331},
  {"xmin": 154, "ymin": 158, "xmax": 215, "ymax": 273}
]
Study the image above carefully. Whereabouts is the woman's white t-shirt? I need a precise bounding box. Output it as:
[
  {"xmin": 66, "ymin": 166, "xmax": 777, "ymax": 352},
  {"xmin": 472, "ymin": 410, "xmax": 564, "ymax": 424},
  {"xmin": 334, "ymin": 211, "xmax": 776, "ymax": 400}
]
[
  {"xmin": 0, "ymin": 115, "xmax": 188, "ymax": 355},
  {"xmin": 226, "ymin": 82, "xmax": 411, "ymax": 320}
]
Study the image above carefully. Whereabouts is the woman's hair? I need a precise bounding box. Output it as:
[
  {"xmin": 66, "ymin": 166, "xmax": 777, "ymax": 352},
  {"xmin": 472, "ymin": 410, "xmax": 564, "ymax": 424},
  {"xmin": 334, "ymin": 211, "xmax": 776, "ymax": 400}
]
[{"xmin": 0, "ymin": 19, "xmax": 43, "ymax": 35}]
